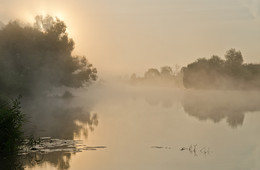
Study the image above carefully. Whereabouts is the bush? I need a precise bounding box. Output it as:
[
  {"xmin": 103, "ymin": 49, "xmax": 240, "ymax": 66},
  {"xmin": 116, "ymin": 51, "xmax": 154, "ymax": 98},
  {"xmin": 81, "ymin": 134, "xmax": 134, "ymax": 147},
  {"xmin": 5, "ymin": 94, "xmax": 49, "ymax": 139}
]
[{"xmin": 0, "ymin": 96, "xmax": 25, "ymax": 156}]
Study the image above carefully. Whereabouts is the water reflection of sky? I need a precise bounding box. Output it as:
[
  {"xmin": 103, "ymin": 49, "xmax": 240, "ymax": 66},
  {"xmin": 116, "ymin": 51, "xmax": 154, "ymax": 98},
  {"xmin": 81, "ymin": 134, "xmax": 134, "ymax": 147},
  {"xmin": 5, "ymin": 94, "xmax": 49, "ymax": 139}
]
[{"xmin": 18, "ymin": 86, "xmax": 260, "ymax": 170}]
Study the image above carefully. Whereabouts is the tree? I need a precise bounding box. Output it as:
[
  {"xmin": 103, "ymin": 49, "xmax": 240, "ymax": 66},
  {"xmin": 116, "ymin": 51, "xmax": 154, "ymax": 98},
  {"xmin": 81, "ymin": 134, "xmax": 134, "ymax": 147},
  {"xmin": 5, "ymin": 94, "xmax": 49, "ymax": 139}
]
[
  {"xmin": 160, "ymin": 66, "xmax": 173, "ymax": 77},
  {"xmin": 0, "ymin": 21, "xmax": 4, "ymax": 30},
  {"xmin": 144, "ymin": 68, "xmax": 160, "ymax": 79},
  {"xmin": 182, "ymin": 58, "xmax": 212, "ymax": 89},
  {"xmin": 182, "ymin": 49, "xmax": 260, "ymax": 89},
  {"xmin": 209, "ymin": 55, "xmax": 224, "ymax": 66},
  {"xmin": 0, "ymin": 15, "xmax": 97, "ymax": 97},
  {"xmin": 225, "ymin": 48, "xmax": 243, "ymax": 66}
]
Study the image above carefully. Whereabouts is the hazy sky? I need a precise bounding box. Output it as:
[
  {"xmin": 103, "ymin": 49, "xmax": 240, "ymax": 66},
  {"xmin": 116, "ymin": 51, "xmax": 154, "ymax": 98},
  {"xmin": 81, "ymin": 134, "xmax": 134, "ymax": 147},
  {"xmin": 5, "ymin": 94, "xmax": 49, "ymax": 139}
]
[{"xmin": 1, "ymin": 0, "xmax": 260, "ymax": 77}]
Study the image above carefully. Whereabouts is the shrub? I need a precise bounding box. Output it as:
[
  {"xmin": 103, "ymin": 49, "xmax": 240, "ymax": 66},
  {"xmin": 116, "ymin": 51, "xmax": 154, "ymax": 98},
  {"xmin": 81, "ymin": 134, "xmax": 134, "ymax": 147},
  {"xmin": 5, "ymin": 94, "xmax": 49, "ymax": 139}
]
[{"xmin": 0, "ymin": 96, "xmax": 25, "ymax": 156}]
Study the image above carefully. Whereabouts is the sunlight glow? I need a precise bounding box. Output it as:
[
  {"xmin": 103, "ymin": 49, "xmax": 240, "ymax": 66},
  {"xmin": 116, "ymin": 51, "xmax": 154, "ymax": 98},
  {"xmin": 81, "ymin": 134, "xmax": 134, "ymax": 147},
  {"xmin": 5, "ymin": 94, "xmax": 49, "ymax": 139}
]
[
  {"xmin": 24, "ymin": 14, "xmax": 35, "ymax": 24},
  {"xmin": 54, "ymin": 12, "xmax": 65, "ymax": 21},
  {"xmin": 23, "ymin": 10, "xmax": 72, "ymax": 35}
]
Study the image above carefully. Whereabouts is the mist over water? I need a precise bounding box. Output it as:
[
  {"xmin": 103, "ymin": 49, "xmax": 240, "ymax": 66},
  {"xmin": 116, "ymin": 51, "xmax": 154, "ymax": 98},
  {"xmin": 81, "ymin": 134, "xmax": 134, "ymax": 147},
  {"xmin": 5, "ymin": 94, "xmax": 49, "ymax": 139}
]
[
  {"xmin": 1, "ymin": 1, "xmax": 260, "ymax": 169},
  {"xmin": 9, "ymin": 80, "xmax": 258, "ymax": 170}
]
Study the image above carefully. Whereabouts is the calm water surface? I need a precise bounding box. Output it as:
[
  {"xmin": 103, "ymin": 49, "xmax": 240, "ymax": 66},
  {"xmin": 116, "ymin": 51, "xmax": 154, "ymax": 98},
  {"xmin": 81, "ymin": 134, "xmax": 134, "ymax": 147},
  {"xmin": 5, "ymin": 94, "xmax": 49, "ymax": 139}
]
[{"xmin": 18, "ymin": 85, "xmax": 260, "ymax": 170}]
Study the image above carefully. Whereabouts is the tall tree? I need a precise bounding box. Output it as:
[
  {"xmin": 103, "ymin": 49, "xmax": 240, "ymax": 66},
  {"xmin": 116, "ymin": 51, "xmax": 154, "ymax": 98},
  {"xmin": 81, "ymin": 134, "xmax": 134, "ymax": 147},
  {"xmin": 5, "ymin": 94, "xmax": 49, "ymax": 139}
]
[{"xmin": 0, "ymin": 15, "xmax": 97, "ymax": 97}]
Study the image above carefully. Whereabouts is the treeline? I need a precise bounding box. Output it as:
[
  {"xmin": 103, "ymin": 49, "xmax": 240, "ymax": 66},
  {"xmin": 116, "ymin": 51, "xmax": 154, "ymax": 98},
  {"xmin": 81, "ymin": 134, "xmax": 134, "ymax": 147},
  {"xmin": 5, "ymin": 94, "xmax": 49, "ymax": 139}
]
[
  {"xmin": 130, "ymin": 66, "xmax": 183, "ymax": 87},
  {"xmin": 182, "ymin": 49, "xmax": 260, "ymax": 89},
  {"xmin": 131, "ymin": 49, "xmax": 260, "ymax": 90}
]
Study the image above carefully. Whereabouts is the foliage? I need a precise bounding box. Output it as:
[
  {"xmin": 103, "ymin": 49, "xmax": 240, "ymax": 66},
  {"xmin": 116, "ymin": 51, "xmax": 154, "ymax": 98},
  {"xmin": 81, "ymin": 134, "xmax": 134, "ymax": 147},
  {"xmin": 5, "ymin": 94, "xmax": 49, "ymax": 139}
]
[
  {"xmin": 160, "ymin": 66, "xmax": 173, "ymax": 77},
  {"xmin": 144, "ymin": 68, "xmax": 160, "ymax": 79},
  {"xmin": 131, "ymin": 65, "xmax": 183, "ymax": 87},
  {"xmin": 0, "ymin": 15, "xmax": 97, "ymax": 97},
  {"xmin": 0, "ymin": 21, "xmax": 4, "ymax": 30},
  {"xmin": 0, "ymin": 96, "xmax": 25, "ymax": 156},
  {"xmin": 0, "ymin": 154, "xmax": 24, "ymax": 170},
  {"xmin": 182, "ymin": 49, "xmax": 260, "ymax": 89},
  {"xmin": 225, "ymin": 48, "xmax": 243, "ymax": 66}
]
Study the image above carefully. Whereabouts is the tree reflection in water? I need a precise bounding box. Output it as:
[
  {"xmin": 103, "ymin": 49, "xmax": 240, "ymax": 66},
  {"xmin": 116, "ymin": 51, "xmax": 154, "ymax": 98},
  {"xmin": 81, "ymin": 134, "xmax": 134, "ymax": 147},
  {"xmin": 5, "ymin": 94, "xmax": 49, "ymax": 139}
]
[
  {"xmin": 182, "ymin": 91, "xmax": 260, "ymax": 128},
  {"xmin": 22, "ymin": 152, "xmax": 73, "ymax": 170},
  {"xmin": 0, "ymin": 151, "xmax": 73, "ymax": 170},
  {"xmin": 144, "ymin": 90, "xmax": 260, "ymax": 128},
  {"xmin": 23, "ymin": 97, "xmax": 98, "ymax": 139},
  {"xmin": 0, "ymin": 96, "xmax": 99, "ymax": 170}
]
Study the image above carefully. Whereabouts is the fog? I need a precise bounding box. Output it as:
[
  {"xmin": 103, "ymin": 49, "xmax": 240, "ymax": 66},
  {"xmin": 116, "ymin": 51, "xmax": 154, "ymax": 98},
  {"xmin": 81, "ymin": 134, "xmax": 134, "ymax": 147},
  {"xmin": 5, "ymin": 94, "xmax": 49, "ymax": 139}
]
[
  {"xmin": 1, "ymin": 0, "xmax": 260, "ymax": 76},
  {"xmin": 1, "ymin": 1, "xmax": 260, "ymax": 169},
  {"xmin": 17, "ymin": 75, "xmax": 260, "ymax": 144},
  {"xmin": 22, "ymin": 96, "xmax": 98, "ymax": 139},
  {"xmin": 10, "ymin": 82, "xmax": 260, "ymax": 169},
  {"xmin": 0, "ymin": 16, "xmax": 97, "ymax": 98}
]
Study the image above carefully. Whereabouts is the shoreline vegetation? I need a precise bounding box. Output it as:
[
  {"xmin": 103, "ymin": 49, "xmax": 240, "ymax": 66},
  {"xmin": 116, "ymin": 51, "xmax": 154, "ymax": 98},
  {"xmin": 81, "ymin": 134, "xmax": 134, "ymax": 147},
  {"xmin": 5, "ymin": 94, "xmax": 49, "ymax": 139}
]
[
  {"xmin": 130, "ymin": 49, "xmax": 260, "ymax": 90},
  {"xmin": 0, "ymin": 15, "xmax": 97, "ymax": 158},
  {"xmin": 0, "ymin": 96, "xmax": 24, "ymax": 157}
]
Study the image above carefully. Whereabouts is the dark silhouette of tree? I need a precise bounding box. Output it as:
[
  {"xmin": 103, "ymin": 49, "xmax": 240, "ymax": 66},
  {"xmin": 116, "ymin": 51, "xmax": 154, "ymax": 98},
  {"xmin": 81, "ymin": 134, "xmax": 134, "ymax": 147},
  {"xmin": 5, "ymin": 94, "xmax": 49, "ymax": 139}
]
[
  {"xmin": 0, "ymin": 15, "xmax": 97, "ymax": 97},
  {"xmin": 0, "ymin": 97, "xmax": 25, "ymax": 156},
  {"xmin": 0, "ymin": 21, "xmax": 4, "ymax": 30},
  {"xmin": 182, "ymin": 49, "xmax": 260, "ymax": 89},
  {"xmin": 225, "ymin": 48, "xmax": 243, "ymax": 66}
]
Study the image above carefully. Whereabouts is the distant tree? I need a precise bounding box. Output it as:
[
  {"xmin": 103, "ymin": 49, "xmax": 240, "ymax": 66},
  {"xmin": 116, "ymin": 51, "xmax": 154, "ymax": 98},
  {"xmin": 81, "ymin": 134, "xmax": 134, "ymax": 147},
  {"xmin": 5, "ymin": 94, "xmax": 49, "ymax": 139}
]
[
  {"xmin": 0, "ymin": 15, "xmax": 97, "ymax": 96},
  {"xmin": 130, "ymin": 66, "xmax": 183, "ymax": 87},
  {"xmin": 144, "ymin": 68, "xmax": 160, "ymax": 79},
  {"xmin": 209, "ymin": 55, "xmax": 224, "ymax": 66},
  {"xmin": 182, "ymin": 58, "xmax": 212, "ymax": 89},
  {"xmin": 225, "ymin": 48, "xmax": 243, "ymax": 66},
  {"xmin": 182, "ymin": 49, "xmax": 260, "ymax": 89},
  {"xmin": 160, "ymin": 66, "xmax": 173, "ymax": 77}
]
